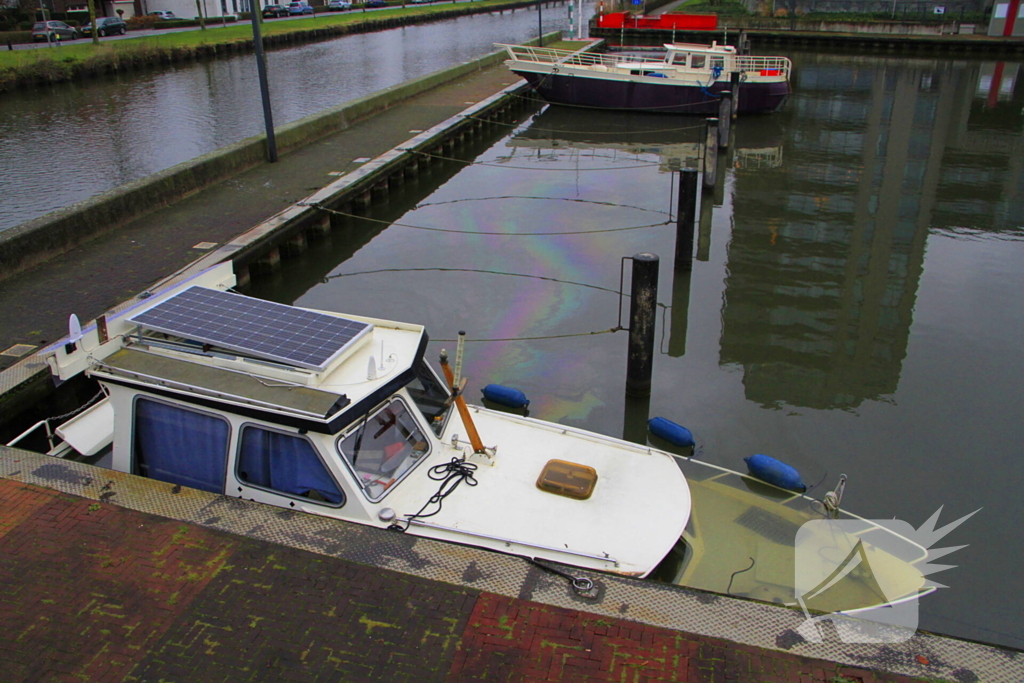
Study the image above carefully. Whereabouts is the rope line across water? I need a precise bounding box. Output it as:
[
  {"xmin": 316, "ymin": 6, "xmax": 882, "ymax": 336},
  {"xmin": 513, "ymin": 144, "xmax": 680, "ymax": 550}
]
[
  {"xmin": 413, "ymin": 195, "xmax": 670, "ymax": 217},
  {"xmin": 405, "ymin": 148, "xmax": 662, "ymax": 171},
  {"xmin": 306, "ymin": 203, "xmax": 671, "ymax": 236}
]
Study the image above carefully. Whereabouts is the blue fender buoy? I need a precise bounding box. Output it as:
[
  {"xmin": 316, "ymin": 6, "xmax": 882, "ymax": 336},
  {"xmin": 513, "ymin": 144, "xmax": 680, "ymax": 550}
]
[
  {"xmin": 648, "ymin": 417, "xmax": 695, "ymax": 449},
  {"xmin": 743, "ymin": 454, "xmax": 807, "ymax": 492},
  {"xmin": 481, "ymin": 384, "xmax": 529, "ymax": 409}
]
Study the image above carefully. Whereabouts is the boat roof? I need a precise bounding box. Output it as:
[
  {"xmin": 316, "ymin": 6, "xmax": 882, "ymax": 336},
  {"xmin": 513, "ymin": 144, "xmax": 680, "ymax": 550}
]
[
  {"xmin": 69, "ymin": 267, "xmax": 430, "ymax": 434},
  {"xmin": 126, "ymin": 286, "xmax": 373, "ymax": 373},
  {"xmin": 663, "ymin": 41, "xmax": 737, "ymax": 54}
]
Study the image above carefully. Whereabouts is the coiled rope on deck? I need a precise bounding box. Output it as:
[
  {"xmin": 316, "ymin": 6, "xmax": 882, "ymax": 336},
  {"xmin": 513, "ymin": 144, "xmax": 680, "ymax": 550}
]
[{"xmin": 388, "ymin": 457, "xmax": 478, "ymax": 532}]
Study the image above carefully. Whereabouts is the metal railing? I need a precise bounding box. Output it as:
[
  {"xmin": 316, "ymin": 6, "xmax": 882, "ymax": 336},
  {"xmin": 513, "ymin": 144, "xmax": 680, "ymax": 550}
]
[{"xmin": 497, "ymin": 44, "xmax": 792, "ymax": 80}]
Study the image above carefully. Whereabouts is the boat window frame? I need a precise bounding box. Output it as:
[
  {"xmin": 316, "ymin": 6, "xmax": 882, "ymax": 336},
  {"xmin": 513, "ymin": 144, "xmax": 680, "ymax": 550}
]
[
  {"xmin": 407, "ymin": 358, "xmax": 454, "ymax": 437},
  {"xmin": 690, "ymin": 54, "xmax": 706, "ymax": 69},
  {"xmin": 234, "ymin": 422, "xmax": 347, "ymax": 508},
  {"xmin": 130, "ymin": 394, "xmax": 231, "ymax": 493},
  {"xmin": 334, "ymin": 396, "xmax": 433, "ymax": 503}
]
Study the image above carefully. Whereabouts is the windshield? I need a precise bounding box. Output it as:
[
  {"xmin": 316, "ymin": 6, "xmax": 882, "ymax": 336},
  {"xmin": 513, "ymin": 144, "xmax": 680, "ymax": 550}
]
[
  {"xmin": 406, "ymin": 359, "xmax": 452, "ymax": 436},
  {"xmin": 337, "ymin": 398, "xmax": 430, "ymax": 501}
]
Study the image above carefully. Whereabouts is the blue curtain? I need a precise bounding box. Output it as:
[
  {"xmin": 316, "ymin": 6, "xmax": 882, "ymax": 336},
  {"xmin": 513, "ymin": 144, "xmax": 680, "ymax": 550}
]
[
  {"xmin": 134, "ymin": 398, "xmax": 229, "ymax": 493},
  {"xmin": 237, "ymin": 428, "xmax": 343, "ymax": 505}
]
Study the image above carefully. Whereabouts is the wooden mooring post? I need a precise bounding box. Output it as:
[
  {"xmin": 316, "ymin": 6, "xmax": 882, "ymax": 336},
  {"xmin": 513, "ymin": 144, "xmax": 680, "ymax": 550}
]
[
  {"xmin": 675, "ymin": 169, "xmax": 698, "ymax": 271},
  {"xmin": 625, "ymin": 253, "xmax": 659, "ymax": 398},
  {"xmin": 703, "ymin": 118, "xmax": 718, "ymax": 191}
]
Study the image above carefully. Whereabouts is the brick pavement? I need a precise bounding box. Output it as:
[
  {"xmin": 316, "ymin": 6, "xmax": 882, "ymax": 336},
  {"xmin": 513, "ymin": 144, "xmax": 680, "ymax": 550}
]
[{"xmin": 0, "ymin": 479, "xmax": 937, "ymax": 683}]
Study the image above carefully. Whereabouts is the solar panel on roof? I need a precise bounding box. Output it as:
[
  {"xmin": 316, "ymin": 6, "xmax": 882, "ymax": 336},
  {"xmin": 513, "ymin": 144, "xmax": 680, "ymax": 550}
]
[{"xmin": 128, "ymin": 287, "xmax": 372, "ymax": 371}]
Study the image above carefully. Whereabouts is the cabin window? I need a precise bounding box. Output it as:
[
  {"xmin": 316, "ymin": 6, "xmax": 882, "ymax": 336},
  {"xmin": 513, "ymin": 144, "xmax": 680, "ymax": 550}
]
[
  {"xmin": 711, "ymin": 57, "xmax": 725, "ymax": 74},
  {"xmin": 407, "ymin": 359, "xmax": 452, "ymax": 437},
  {"xmin": 133, "ymin": 397, "xmax": 230, "ymax": 493},
  {"xmin": 691, "ymin": 55, "xmax": 706, "ymax": 69},
  {"xmin": 237, "ymin": 426, "xmax": 344, "ymax": 506},
  {"xmin": 672, "ymin": 53, "xmax": 688, "ymax": 65},
  {"xmin": 337, "ymin": 398, "xmax": 429, "ymax": 501}
]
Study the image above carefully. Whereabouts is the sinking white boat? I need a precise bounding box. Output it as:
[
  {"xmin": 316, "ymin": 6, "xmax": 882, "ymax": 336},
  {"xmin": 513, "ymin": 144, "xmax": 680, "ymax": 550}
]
[
  {"xmin": 18, "ymin": 262, "xmax": 935, "ymax": 616},
  {"xmin": 498, "ymin": 41, "xmax": 792, "ymax": 115}
]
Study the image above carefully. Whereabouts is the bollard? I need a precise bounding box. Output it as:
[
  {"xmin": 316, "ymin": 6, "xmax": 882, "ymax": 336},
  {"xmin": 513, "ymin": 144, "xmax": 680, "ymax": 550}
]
[
  {"xmin": 625, "ymin": 253, "xmax": 659, "ymax": 398},
  {"xmin": 7, "ymin": 40, "xmax": 12, "ymax": 51},
  {"xmin": 702, "ymin": 118, "xmax": 718, "ymax": 191},
  {"xmin": 730, "ymin": 71, "xmax": 740, "ymax": 119},
  {"xmin": 718, "ymin": 92, "xmax": 732, "ymax": 148},
  {"xmin": 675, "ymin": 169, "xmax": 698, "ymax": 271}
]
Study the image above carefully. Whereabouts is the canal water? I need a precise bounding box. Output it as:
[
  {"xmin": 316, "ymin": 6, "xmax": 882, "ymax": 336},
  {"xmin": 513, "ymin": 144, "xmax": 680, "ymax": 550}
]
[
  {"xmin": 247, "ymin": 49, "xmax": 1024, "ymax": 650},
  {"xmin": 0, "ymin": 2, "xmax": 592, "ymax": 233}
]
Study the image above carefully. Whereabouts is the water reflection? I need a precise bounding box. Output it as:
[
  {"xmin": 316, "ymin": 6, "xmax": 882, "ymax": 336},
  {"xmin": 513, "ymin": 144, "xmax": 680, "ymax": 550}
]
[
  {"xmin": 720, "ymin": 52, "xmax": 1024, "ymax": 411},
  {"xmin": 507, "ymin": 105, "xmax": 785, "ymax": 171}
]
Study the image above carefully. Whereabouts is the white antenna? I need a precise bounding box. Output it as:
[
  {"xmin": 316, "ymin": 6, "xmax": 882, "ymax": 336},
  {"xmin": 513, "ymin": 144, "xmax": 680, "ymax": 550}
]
[
  {"xmin": 68, "ymin": 314, "xmax": 82, "ymax": 343},
  {"xmin": 367, "ymin": 355, "xmax": 377, "ymax": 380}
]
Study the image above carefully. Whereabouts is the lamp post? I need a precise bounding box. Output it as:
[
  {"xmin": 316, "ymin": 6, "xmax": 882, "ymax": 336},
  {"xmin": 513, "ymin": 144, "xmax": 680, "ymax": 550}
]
[
  {"xmin": 250, "ymin": 0, "xmax": 278, "ymax": 162},
  {"xmin": 38, "ymin": 0, "xmax": 53, "ymax": 47}
]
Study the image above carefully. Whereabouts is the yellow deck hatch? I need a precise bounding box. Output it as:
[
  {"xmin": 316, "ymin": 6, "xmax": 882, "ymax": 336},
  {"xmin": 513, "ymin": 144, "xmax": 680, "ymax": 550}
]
[{"xmin": 536, "ymin": 459, "xmax": 598, "ymax": 500}]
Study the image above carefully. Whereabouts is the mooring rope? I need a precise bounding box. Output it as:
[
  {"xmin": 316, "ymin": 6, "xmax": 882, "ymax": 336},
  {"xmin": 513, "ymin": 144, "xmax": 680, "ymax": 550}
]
[
  {"xmin": 387, "ymin": 457, "xmax": 478, "ymax": 532},
  {"xmin": 306, "ymin": 202, "xmax": 671, "ymax": 236},
  {"xmin": 403, "ymin": 147, "xmax": 662, "ymax": 171},
  {"xmin": 412, "ymin": 195, "xmax": 670, "ymax": 218}
]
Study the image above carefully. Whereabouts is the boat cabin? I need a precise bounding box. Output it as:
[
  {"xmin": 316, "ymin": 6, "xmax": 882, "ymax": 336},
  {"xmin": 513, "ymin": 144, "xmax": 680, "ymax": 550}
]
[{"xmin": 40, "ymin": 263, "xmax": 693, "ymax": 577}]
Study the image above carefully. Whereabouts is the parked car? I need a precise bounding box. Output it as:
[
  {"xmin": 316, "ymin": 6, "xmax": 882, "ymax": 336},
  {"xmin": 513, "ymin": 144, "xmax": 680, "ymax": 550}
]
[
  {"xmin": 287, "ymin": 1, "xmax": 314, "ymax": 14},
  {"xmin": 31, "ymin": 21, "xmax": 79, "ymax": 42},
  {"xmin": 148, "ymin": 10, "xmax": 177, "ymax": 19},
  {"xmin": 327, "ymin": 0, "xmax": 352, "ymax": 9},
  {"xmin": 262, "ymin": 4, "xmax": 289, "ymax": 16},
  {"xmin": 364, "ymin": 0, "xmax": 387, "ymax": 7},
  {"xmin": 81, "ymin": 16, "xmax": 127, "ymax": 37}
]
